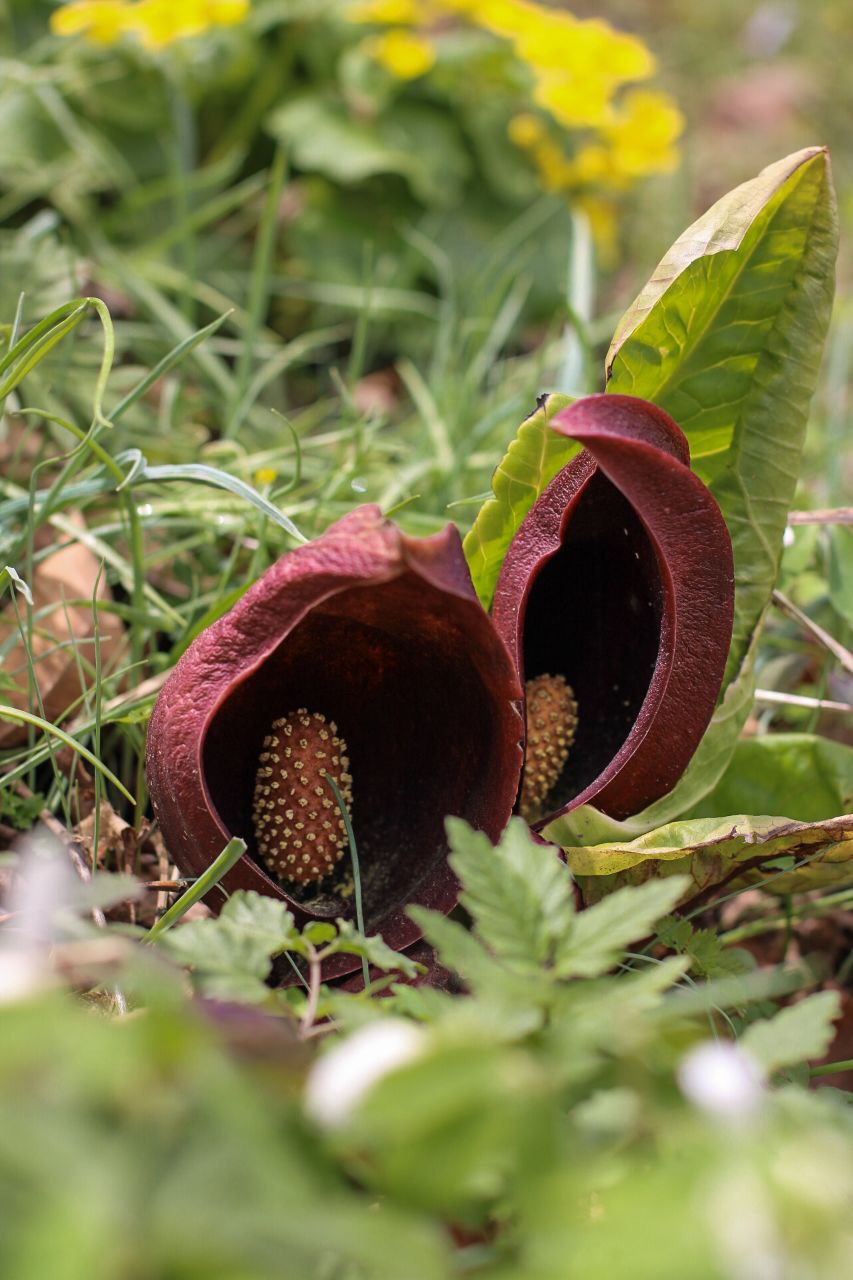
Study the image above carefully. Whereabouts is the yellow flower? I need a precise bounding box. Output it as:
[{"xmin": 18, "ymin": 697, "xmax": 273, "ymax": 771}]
[
  {"xmin": 347, "ymin": 0, "xmax": 422, "ymax": 22},
  {"xmin": 565, "ymin": 143, "xmax": 610, "ymax": 185},
  {"xmin": 50, "ymin": 0, "xmax": 129, "ymax": 43},
  {"xmin": 51, "ymin": 0, "xmax": 249, "ymax": 47},
  {"xmin": 464, "ymin": 0, "xmax": 538, "ymax": 36},
  {"xmin": 507, "ymin": 112, "xmax": 545, "ymax": 149},
  {"xmin": 132, "ymin": 0, "xmax": 205, "ymax": 47},
  {"xmin": 530, "ymin": 138, "xmax": 575, "ymax": 193},
  {"xmin": 254, "ymin": 467, "xmax": 278, "ymax": 487},
  {"xmin": 364, "ymin": 28, "xmax": 436, "ymax": 78},
  {"xmin": 603, "ymin": 89, "xmax": 684, "ymax": 177},
  {"xmin": 533, "ymin": 72, "xmax": 613, "ymax": 130},
  {"xmin": 206, "ymin": 0, "xmax": 250, "ymax": 24}
]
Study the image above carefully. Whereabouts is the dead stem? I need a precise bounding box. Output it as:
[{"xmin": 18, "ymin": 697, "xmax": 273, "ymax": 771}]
[{"xmin": 772, "ymin": 588, "xmax": 853, "ymax": 676}]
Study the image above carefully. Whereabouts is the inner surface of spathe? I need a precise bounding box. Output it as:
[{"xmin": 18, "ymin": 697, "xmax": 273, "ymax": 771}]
[{"xmin": 521, "ymin": 475, "xmax": 663, "ymax": 818}]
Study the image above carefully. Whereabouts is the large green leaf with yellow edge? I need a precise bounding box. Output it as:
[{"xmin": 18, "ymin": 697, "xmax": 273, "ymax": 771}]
[
  {"xmin": 554, "ymin": 149, "xmax": 838, "ymax": 847},
  {"xmin": 462, "ymin": 393, "xmax": 574, "ymax": 607},
  {"xmin": 566, "ymin": 813, "xmax": 853, "ymax": 905},
  {"xmin": 608, "ymin": 146, "xmax": 837, "ymax": 689}
]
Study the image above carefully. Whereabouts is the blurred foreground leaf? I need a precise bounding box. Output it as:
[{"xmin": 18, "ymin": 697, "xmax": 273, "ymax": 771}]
[{"xmin": 741, "ymin": 991, "xmax": 841, "ymax": 1074}]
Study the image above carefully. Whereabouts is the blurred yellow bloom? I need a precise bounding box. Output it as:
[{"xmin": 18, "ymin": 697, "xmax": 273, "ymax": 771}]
[
  {"xmin": 254, "ymin": 468, "xmax": 278, "ymax": 487},
  {"xmin": 50, "ymin": 0, "xmax": 128, "ymax": 43},
  {"xmin": 533, "ymin": 72, "xmax": 612, "ymax": 130},
  {"xmin": 51, "ymin": 0, "xmax": 249, "ymax": 47},
  {"xmin": 348, "ymin": 0, "xmax": 422, "ymax": 21},
  {"xmin": 134, "ymin": 0, "xmax": 205, "ymax": 46},
  {"xmin": 530, "ymin": 138, "xmax": 575, "ymax": 193},
  {"xmin": 564, "ymin": 143, "xmax": 610, "ymax": 185},
  {"xmin": 603, "ymin": 89, "xmax": 684, "ymax": 176},
  {"xmin": 464, "ymin": 0, "xmax": 537, "ymax": 36},
  {"xmin": 364, "ymin": 28, "xmax": 436, "ymax": 78},
  {"xmin": 506, "ymin": 112, "xmax": 545, "ymax": 149}
]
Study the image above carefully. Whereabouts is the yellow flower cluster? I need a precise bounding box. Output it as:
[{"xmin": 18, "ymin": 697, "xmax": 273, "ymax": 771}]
[
  {"xmin": 363, "ymin": 28, "xmax": 436, "ymax": 79},
  {"xmin": 50, "ymin": 0, "xmax": 249, "ymax": 50},
  {"xmin": 349, "ymin": 0, "xmax": 684, "ymax": 252}
]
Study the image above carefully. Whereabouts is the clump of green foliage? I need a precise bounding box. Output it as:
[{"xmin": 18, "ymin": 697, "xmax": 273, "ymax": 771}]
[{"xmin": 0, "ymin": 819, "xmax": 850, "ymax": 1278}]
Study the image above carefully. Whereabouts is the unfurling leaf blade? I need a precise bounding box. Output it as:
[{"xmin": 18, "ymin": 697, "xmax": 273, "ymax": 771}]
[{"xmin": 463, "ymin": 393, "xmax": 574, "ymax": 607}]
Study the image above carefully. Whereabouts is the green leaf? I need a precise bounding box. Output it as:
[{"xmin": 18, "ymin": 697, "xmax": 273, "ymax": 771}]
[
  {"xmin": 554, "ymin": 877, "xmax": 688, "ymax": 978},
  {"xmin": 220, "ymin": 891, "xmax": 303, "ymax": 954},
  {"xmin": 462, "ymin": 393, "xmax": 574, "ymax": 607},
  {"xmin": 447, "ymin": 816, "xmax": 576, "ymax": 974},
  {"xmin": 407, "ymin": 906, "xmax": 501, "ymax": 992},
  {"xmin": 407, "ymin": 905, "xmax": 537, "ymax": 1020},
  {"xmin": 656, "ymin": 917, "xmax": 754, "ymax": 979},
  {"xmin": 828, "ymin": 526, "xmax": 853, "ymax": 630},
  {"xmin": 546, "ymin": 628, "xmax": 761, "ymax": 847},
  {"xmin": 146, "ymin": 838, "xmax": 248, "ymax": 940},
  {"xmin": 564, "ymin": 813, "xmax": 853, "ymax": 903},
  {"xmin": 741, "ymin": 991, "xmax": 841, "ymax": 1074},
  {"xmin": 266, "ymin": 95, "xmax": 470, "ymax": 206},
  {"xmin": 607, "ymin": 147, "xmax": 836, "ymax": 481},
  {"xmin": 157, "ymin": 890, "xmax": 302, "ymax": 1003},
  {"xmin": 331, "ymin": 919, "xmax": 422, "ymax": 978},
  {"xmin": 572, "ymin": 148, "xmax": 837, "ymax": 837},
  {"xmin": 610, "ymin": 146, "xmax": 837, "ymax": 686},
  {"xmin": 303, "ymin": 921, "xmax": 338, "ymax": 946},
  {"xmin": 692, "ymin": 734, "xmax": 853, "ymax": 824}
]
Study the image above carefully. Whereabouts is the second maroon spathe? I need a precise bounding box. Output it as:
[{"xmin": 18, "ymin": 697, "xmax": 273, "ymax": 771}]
[{"xmin": 492, "ymin": 393, "xmax": 735, "ymax": 827}]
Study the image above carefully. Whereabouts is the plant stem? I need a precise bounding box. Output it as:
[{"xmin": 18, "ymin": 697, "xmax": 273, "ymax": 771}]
[
  {"xmin": 809, "ymin": 1059, "xmax": 853, "ymax": 1078},
  {"xmin": 300, "ymin": 941, "xmax": 322, "ymax": 1037}
]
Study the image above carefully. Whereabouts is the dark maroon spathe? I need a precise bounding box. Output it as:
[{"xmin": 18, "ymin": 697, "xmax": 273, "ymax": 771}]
[
  {"xmin": 146, "ymin": 507, "xmax": 523, "ymax": 979},
  {"xmin": 492, "ymin": 394, "xmax": 735, "ymax": 827},
  {"xmin": 145, "ymin": 394, "xmax": 735, "ymax": 980}
]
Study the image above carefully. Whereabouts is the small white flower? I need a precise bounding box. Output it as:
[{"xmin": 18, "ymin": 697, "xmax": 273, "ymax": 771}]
[
  {"xmin": 305, "ymin": 1018, "xmax": 425, "ymax": 1129},
  {"xmin": 678, "ymin": 1041, "xmax": 764, "ymax": 1120},
  {"xmin": 0, "ymin": 830, "xmax": 76, "ymax": 1005}
]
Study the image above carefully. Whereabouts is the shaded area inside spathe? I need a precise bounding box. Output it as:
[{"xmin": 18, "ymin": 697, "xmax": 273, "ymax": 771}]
[{"xmin": 520, "ymin": 476, "xmax": 662, "ymax": 814}]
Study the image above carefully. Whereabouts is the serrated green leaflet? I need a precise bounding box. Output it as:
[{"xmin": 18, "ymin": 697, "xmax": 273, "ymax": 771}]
[
  {"xmin": 462, "ymin": 393, "xmax": 575, "ymax": 607},
  {"xmin": 553, "ymin": 877, "xmax": 688, "ymax": 979},
  {"xmin": 448, "ymin": 816, "xmax": 576, "ymax": 974}
]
